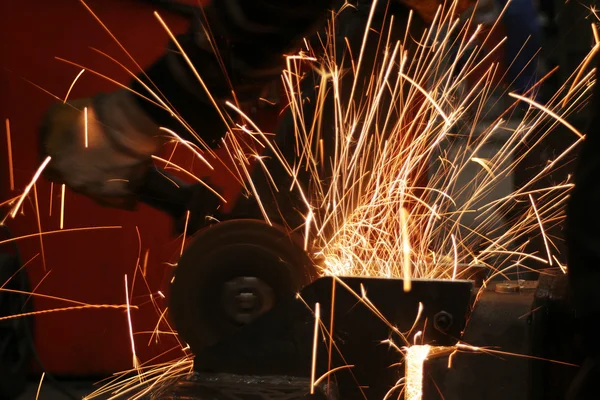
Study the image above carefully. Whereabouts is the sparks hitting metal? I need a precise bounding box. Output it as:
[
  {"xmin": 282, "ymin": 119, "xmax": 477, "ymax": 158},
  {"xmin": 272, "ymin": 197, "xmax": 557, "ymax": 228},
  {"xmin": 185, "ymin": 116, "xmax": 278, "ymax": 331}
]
[
  {"xmin": 220, "ymin": 0, "xmax": 590, "ymax": 287},
  {"xmin": 405, "ymin": 345, "xmax": 431, "ymax": 400},
  {"xmin": 2, "ymin": 0, "xmax": 597, "ymax": 399}
]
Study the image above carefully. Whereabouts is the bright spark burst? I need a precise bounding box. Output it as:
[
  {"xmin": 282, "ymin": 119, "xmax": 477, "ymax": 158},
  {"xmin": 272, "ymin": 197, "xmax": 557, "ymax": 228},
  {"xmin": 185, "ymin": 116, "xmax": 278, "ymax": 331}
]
[
  {"xmin": 4, "ymin": 1, "xmax": 596, "ymax": 399},
  {"xmin": 404, "ymin": 345, "xmax": 431, "ymax": 400},
  {"xmin": 225, "ymin": 1, "xmax": 592, "ymax": 284}
]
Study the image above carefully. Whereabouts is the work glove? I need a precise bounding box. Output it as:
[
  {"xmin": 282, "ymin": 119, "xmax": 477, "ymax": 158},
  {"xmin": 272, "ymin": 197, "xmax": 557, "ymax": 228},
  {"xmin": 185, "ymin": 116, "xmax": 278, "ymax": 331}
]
[{"xmin": 40, "ymin": 90, "xmax": 161, "ymax": 209}]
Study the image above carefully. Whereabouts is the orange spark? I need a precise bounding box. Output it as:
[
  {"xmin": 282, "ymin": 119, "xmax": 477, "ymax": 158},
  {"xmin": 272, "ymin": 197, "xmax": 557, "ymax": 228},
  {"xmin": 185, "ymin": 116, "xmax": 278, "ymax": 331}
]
[
  {"xmin": 0, "ymin": 304, "xmax": 137, "ymax": 322},
  {"xmin": 0, "ymin": 196, "xmax": 19, "ymax": 208},
  {"xmin": 84, "ymin": 106, "xmax": 89, "ymax": 148},
  {"xmin": 529, "ymin": 194, "xmax": 552, "ymax": 266},
  {"xmin": 60, "ymin": 184, "xmax": 66, "ymax": 229},
  {"xmin": 0, "ymin": 254, "xmax": 39, "ymax": 290},
  {"xmin": 401, "ymin": 207, "xmax": 411, "ymax": 292},
  {"xmin": 313, "ymin": 365, "xmax": 355, "ymax": 387},
  {"xmin": 327, "ymin": 279, "xmax": 336, "ymax": 390},
  {"xmin": 0, "ymin": 225, "xmax": 121, "ymax": 246},
  {"xmin": 151, "ymin": 155, "xmax": 226, "ymax": 203},
  {"xmin": 35, "ymin": 372, "xmax": 45, "ymax": 400},
  {"xmin": 451, "ymin": 234, "xmax": 458, "ymax": 280},
  {"xmin": 158, "ymin": 127, "xmax": 212, "ymax": 170},
  {"xmin": 562, "ymin": 23, "xmax": 599, "ymax": 108},
  {"xmin": 154, "ymin": 11, "xmax": 234, "ymax": 139},
  {"xmin": 48, "ymin": 183, "xmax": 54, "ymax": 216},
  {"xmin": 509, "ymin": 93, "xmax": 585, "ymax": 138},
  {"xmin": 305, "ymin": 210, "xmax": 314, "ymax": 251},
  {"xmin": 124, "ymin": 275, "xmax": 140, "ymax": 371},
  {"xmin": 310, "ymin": 302, "xmax": 321, "ymax": 394},
  {"xmin": 5, "ymin": 119, "xmax": 14, "ymax": 191},
  {"xmin": 63, "ymin": 68, "xmax": 85, "ymax": 103},
  {"xmin": 9, "ymin": 156, "xmax": 51, "ymax": 219},
  {"xmin": 455, "ymin": 343, "xmax": 579, "ymax": 367},
  {"xmin": 180, "ymin": 210, "xmax": 190, "ymax": 257},
  {"xmin": 142, "ymin": 249, "xmax": 150, "ymax": 278},
  {"xmin": 32, "ymin": 184, "xmax": 47, "ymax": 271}
]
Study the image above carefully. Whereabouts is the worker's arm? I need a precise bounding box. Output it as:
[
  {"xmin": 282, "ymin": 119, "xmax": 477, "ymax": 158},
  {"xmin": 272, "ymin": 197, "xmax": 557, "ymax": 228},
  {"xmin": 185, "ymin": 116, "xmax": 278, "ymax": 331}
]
[
  {"xmin": 41, "ymin": 0, "xmax": 335, "ymax": 209},
  {"xmin": 130, "ymin": 0, "xmax": 334, "ymax": 143}
]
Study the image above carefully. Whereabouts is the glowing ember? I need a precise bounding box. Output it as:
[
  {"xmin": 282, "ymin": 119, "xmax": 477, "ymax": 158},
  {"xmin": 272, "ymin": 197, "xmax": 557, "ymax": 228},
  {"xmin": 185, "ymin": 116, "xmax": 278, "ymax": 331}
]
[
  {"xmin": 405, "ymin": 345, "xmax": 431, "ymax": 400},
  {"xmin": 5, "ymin": 118, "xmax": 14, "ymax": 191}
]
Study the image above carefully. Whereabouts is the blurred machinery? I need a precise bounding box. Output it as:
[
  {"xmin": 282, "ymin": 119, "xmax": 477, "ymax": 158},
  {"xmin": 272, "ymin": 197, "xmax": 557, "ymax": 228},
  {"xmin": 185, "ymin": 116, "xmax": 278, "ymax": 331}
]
[
  {"xmin": 141, "ymin": 216, "xmax": 583, "ymax": 400},
  {"xmin": 129, "ymin": 161, "xmax": 584, "ymax": 399}
]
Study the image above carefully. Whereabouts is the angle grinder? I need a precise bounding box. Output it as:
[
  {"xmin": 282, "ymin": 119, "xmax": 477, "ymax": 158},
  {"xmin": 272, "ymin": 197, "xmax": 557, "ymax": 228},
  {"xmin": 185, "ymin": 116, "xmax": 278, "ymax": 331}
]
[{"xmin": 137, "ymin": 168, "xmax": 318, "ymax": 354}]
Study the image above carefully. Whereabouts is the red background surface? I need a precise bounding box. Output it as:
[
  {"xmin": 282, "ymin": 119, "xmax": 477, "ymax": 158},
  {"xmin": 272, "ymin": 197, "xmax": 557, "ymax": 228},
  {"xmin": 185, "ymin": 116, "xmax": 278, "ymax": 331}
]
[{"xmin": 0, "ymin": 0, "xmax": 270, "ymax": 376}]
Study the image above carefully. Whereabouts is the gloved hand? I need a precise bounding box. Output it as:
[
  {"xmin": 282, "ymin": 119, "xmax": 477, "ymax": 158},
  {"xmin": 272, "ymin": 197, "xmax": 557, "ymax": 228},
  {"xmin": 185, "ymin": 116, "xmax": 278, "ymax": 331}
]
[{"xmin": 40, "ymin": 90, "xmax": 161, "ymax": 209}]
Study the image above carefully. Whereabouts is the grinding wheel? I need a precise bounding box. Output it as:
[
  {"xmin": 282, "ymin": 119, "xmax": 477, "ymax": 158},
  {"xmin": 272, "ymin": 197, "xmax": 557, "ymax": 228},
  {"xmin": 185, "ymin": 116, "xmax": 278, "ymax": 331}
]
[{"xmin": 170, "ymin": 219, "xmax": 318, "ymax": 355}]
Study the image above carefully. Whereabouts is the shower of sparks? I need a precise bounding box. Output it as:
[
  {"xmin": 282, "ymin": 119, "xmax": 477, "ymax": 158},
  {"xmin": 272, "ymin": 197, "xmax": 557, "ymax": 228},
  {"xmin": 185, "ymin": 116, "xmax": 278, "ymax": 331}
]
[
  {"xmin": 4, "ymin": 1, "xmax": 596, "ymax": 399},
  {"xmin": 404, "ymin": 345, "xmax": 431, "ymax": 400},
  {"xmin": 220, "ymin": 0, "xmax": 594, "ymax": 283},
  {"xmin": 83, "ymin": 354, "xmax": 194, "ymax": 400},
  {"xmin": 5, "ymin": 118, "xmax": 14, "ymax": 191}
]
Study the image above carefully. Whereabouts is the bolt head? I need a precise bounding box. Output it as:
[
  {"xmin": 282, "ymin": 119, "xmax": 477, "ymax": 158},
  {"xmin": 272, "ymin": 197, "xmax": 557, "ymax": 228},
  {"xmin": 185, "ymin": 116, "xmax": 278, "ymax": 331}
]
[{"xmin": 433, "ymin": 311, "xmax": 454, "ymax": 333}]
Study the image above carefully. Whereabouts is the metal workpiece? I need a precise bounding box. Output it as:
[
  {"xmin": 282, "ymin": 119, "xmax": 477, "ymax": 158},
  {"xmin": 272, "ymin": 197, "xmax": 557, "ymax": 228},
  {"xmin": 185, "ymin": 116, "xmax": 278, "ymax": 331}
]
[
  {"xmin": 424, "ymin": 283, "xmax": 537, "ymax": 400},
  {"xmin": 530, "ymin": 273, "xmax": 583, "ymax": 400},
  {"xmin": 194, "ymin": 277, "xmax": 473, "ymax": 400},
  {"xmin": 148, "ymin": 373, "xmax": 335, "ymax": 400},
  {"xmin": 169, "ymin": 218, "xmax": 474, "ymax": 400},
  {"xmin": 495, "ymin": 280, "xmax": 539, "ymax": 293},
  {"xmin": 164, "ymin": 218, "xmax": 583, "ymax": 399},
  {"xmin": 422, "ymin": 273, "xmax": 582, "ymax": 400}
]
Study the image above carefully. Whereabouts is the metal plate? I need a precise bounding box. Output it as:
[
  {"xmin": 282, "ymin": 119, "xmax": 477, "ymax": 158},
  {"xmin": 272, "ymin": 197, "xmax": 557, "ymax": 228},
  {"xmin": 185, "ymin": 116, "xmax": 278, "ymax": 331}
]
[
  {"xmin": 197, "ymin": 277, "xmax": 473, "ymax": 400},
  {"xmin": 147, "ymin": 372, "xmax": 333, "ymax": 400},
  {"xmin": 170, "ymin": 219, "xmax": 318, "ymax": 355}
]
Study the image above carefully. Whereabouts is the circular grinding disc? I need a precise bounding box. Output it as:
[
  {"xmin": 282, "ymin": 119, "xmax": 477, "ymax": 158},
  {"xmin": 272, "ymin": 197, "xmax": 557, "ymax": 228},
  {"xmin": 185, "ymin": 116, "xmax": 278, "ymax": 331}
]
[{"xmin": 169, "ymin": 219, "xmax": 317, "ymax": 355}]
